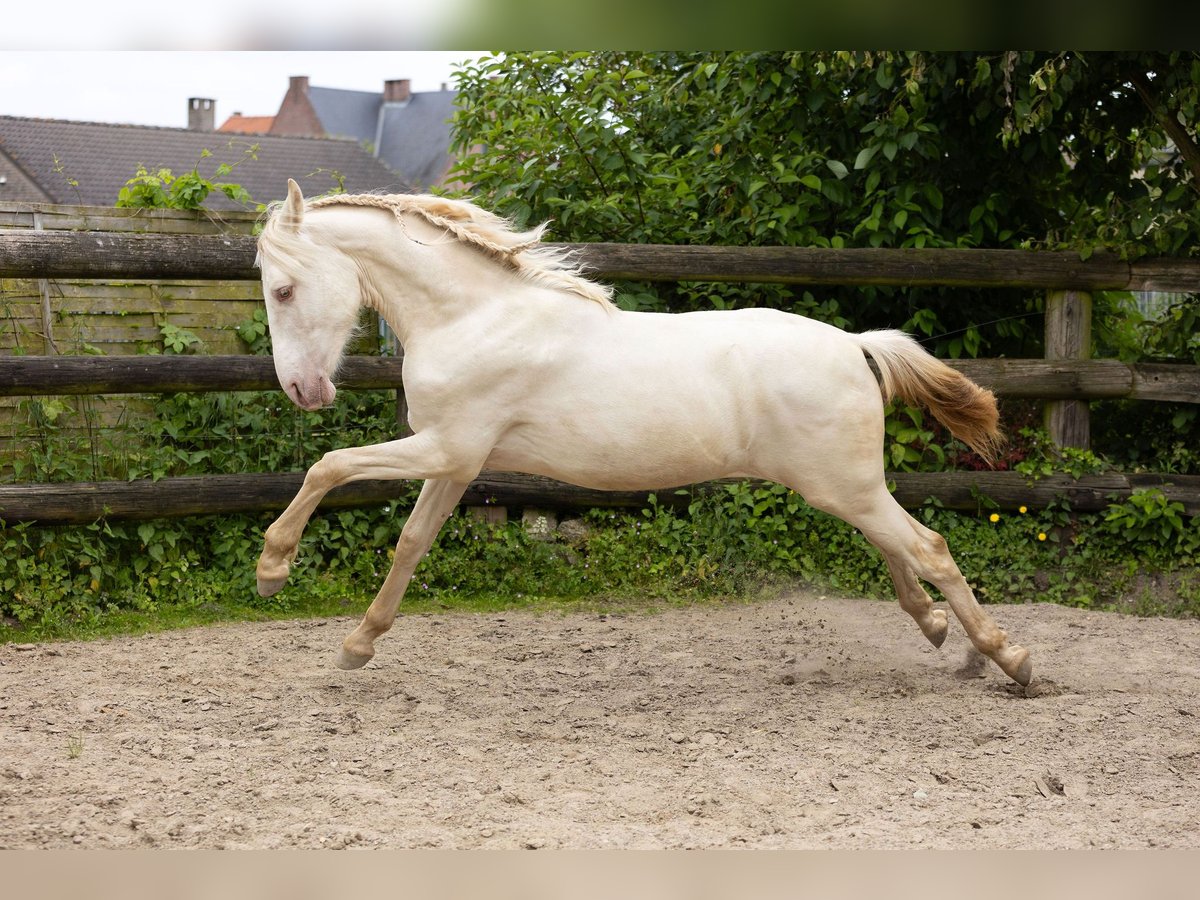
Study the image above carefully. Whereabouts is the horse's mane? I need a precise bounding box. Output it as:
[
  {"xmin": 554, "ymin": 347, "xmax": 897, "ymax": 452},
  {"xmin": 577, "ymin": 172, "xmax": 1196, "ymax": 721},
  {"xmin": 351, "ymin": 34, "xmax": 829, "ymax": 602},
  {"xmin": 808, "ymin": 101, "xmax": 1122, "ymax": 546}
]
[{"xmin": 262, "ymin": 192, "xmax": 615, "ymax": 308}]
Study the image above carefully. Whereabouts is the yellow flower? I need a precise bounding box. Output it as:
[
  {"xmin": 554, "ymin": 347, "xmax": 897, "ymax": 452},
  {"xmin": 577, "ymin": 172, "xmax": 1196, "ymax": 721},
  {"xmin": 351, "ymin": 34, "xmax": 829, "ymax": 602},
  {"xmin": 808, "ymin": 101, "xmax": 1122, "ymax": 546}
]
[
  {"xmin": 989, "ymin": 513, "xmax": 1000, "ymax": 523},
  {"xmin": 1019, "ymin": 505, "xmax": 1028, "ymax": 514},
  {"xmin": 1038, "ymin": 532, "xmax": 1047, "ymax": 542}
]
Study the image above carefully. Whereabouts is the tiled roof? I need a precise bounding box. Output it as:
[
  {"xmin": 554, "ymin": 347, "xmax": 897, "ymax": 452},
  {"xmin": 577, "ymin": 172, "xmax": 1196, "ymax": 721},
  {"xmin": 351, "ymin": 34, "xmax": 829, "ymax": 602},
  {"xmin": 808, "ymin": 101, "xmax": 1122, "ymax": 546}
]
[
  {"xmin": 376, "ymin": 91, "xmax": 460, "ymax": 190},
  {"xmin": 0, "ymin": 115, "xmax": 407, "ymax": 210},
  {"xmin": 307, "ymin": 86, "xmax": 381, "ymax": 144},
  {"xmin": 300, "ymin": 83, "xmax": 460, "ymax": 190},
  {"xmin": 218, "ymin": 115, "xmax": 276, "ymax": 135}
]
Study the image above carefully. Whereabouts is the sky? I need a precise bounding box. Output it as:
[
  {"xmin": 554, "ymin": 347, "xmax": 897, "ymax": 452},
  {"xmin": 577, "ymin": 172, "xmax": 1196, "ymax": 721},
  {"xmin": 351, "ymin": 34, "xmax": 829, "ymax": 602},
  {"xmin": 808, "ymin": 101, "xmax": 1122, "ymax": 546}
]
[{"xmin": 0, "ymin": 51, "xmax": 480, "ymax": 130}]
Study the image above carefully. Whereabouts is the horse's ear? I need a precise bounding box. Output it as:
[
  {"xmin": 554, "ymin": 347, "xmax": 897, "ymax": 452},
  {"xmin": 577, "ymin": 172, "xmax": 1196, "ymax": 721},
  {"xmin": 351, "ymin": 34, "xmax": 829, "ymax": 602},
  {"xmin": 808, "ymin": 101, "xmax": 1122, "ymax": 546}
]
[{"xmin": 280, "ymin": 178, "xmax": 305, "ymax": 231}]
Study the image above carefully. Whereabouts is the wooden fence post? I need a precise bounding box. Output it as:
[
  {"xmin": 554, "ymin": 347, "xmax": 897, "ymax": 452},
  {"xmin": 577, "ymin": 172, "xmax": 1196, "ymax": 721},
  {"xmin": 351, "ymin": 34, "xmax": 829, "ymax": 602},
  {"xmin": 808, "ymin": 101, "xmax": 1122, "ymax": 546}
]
[{"xmin": 1044, "ymin": 289, "xmax": 1093, "ymax": 449}]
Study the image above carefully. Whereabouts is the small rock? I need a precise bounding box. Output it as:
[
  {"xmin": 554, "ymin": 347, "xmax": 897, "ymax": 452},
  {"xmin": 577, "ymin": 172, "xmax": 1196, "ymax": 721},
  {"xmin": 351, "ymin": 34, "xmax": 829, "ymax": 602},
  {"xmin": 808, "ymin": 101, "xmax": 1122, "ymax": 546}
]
[
  {"xmin": 668, "ymin": 732, "xmax": 687, "ymax": 744},
  {"xmin": 913, "ymin": 789, "xmax": 928, "ymax": 800},
  {"xmin": 1061, "ymin": 777, "xmax": 1088, "ymax": 799},
  {"xmin": 523, "ymin": 837, "xmax": 546, "ymax": 850},
  {"xmin": 556, "ymin": 518, "xmax": 593, "ymax": 546}
]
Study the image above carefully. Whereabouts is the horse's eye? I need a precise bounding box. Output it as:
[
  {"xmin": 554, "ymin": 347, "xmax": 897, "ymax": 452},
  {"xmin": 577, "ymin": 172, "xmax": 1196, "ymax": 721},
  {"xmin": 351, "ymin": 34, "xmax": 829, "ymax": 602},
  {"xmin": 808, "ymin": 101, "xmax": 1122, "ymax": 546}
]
[{"xmin": 275, "ymin": 286, "xmax": 294, "ymax": 302}]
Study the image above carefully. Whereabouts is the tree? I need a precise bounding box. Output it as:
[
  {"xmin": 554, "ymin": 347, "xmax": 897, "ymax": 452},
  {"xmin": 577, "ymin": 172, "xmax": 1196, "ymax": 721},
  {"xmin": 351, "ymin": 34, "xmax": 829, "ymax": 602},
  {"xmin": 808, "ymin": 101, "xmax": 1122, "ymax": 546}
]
[{"xmin": 449, "ymin": 51, "xmax": 1200, "ymax": 359}]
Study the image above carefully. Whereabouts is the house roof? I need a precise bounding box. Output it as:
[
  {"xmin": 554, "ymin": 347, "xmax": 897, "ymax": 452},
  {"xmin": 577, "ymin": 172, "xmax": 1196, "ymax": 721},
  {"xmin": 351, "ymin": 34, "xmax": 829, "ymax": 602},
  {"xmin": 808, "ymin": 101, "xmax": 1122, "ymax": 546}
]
[
  {"xmin": 298, "ymin": 83, "xmax": 459, "ymax": 190},
  {"xmin": 0, "ymin": 115, "xmax": 407, "ymax": 210},
  {"xmin": 307, "ymin": 86, "xmax": 381, "ymax": 144},
  {"xmin": 376, "ymin": 91, "xmax": 460, "ymax": 190},
  {"xmin": 218, "ymin": 115, "xmax": 276, "ymax": 135}
]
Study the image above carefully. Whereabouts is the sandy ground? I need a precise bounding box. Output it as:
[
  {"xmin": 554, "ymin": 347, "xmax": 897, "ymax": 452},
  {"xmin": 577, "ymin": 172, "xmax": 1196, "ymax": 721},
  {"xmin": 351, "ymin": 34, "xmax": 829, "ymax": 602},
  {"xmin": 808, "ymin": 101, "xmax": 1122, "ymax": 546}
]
[{"xmin": 2, "ymin": 592, "xmax": 1199, "ymax": 849}]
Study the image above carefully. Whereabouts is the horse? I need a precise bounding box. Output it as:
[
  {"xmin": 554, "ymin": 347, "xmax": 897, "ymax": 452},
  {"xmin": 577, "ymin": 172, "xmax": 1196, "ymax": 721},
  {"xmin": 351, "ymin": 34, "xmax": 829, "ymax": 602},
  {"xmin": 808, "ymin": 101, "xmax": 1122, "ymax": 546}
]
[{"xmin": 253, "ymin": 179, "xmax": 1033, "ymax": 687}]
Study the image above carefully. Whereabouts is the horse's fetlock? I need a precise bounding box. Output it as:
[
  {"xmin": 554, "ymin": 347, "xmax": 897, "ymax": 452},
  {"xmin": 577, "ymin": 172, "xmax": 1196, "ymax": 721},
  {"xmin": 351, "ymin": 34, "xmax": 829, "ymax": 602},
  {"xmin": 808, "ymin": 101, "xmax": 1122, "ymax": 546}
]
[{"xmin": 972, "ymin": 627, "xmax": 1007, "ymax": 656}]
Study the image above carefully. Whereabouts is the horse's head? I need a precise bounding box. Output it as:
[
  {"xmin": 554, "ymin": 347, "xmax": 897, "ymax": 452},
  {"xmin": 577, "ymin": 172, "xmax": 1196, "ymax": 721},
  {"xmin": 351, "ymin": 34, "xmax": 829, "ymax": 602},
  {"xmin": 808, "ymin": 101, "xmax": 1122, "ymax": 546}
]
[{"xmin": 255, "ymin": 179, "xmax": 364, "ymax": 411}]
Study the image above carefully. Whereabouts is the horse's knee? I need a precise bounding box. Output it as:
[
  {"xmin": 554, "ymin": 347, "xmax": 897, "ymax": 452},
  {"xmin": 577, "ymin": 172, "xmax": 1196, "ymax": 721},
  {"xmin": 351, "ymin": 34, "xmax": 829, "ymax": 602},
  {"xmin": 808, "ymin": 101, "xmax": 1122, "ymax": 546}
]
[{"xmin": 308, "ymin": 449, "xmax": 348, "ymax": 488}]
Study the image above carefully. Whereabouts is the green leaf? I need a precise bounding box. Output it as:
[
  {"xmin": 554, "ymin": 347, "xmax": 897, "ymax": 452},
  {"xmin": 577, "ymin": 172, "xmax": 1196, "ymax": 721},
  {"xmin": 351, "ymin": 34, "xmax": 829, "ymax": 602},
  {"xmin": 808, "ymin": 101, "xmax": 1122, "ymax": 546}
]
[
  {"xmin": 825, "ymin": 159, "xmax": 848, "ymax": 180},
  {"xmin": 853, "ymin": 145, "xmax": 878, "ymax": 170}
]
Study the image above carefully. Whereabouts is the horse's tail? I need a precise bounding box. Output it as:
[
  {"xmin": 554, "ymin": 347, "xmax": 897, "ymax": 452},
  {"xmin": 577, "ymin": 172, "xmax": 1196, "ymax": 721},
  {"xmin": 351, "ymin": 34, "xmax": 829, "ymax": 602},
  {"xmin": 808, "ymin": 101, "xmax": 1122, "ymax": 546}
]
[{"xmin": 855, "ymin": 329, "xmax": 1002, "ymax": 465}]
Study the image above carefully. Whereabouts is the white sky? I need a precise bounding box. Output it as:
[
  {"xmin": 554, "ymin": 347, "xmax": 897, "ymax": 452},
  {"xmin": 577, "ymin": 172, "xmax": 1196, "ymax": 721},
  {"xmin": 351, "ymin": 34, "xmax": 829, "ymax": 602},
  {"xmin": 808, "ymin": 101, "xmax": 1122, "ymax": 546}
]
[{"xmin": 0, "ymin": 51, "xmax": 481, "ymax": 129}]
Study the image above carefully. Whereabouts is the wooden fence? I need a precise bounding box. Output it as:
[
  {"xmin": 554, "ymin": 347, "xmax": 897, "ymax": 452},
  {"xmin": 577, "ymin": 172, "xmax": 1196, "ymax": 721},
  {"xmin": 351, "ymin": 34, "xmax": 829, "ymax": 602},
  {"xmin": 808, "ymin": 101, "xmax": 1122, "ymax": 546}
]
[{"xmin": 1, "ymin": 202, "xmax": 1199, "ymax": 525}]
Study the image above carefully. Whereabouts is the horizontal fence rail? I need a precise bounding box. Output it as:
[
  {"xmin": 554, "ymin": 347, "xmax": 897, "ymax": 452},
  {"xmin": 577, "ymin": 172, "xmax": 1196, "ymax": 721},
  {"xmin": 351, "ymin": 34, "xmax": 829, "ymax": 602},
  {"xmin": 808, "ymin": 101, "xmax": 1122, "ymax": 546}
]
[
  {"xmin": 2, "ymin": 471, "xmax": 1198, "ymax": 526},
  {"xmin": 2, "ymin": 230, "xmax": 1200, "ymax": 291},
  {"xmin": 2, "ymin": 354, "xmax": 1200, "ymax": 403}
]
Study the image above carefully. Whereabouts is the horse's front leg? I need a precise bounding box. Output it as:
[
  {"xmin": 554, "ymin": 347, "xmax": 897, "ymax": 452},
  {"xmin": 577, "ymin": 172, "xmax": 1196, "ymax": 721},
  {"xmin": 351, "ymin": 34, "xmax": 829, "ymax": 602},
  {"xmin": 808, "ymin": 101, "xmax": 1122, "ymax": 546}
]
[
  {"xmin": 336, "ymin": 478, "xmax": 469, "ymax": 669},
  {"xmin": 256, "ymin": 431, "xmax": 474, "ymax": 597}
]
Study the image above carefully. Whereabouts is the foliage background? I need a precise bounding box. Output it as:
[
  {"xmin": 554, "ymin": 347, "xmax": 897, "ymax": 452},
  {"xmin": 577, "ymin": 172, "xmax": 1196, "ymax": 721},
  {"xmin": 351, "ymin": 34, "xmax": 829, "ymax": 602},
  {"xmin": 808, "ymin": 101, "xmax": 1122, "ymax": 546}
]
[
  {"xmin": 3, "ymin": 51, "xmax": 1200, "ymax": 639},
  {"xmin": 449, "ymin": 50, "xmax": 1200, "ymax": 469}
]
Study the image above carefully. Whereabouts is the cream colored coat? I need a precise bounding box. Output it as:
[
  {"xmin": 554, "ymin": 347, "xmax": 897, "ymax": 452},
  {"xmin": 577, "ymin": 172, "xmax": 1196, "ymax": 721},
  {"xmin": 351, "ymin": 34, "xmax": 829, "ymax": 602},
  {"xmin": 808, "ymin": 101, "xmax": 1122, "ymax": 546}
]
[{"xmin": 254, "ymin": 180, "xmax": 1031, "ymax": 686}]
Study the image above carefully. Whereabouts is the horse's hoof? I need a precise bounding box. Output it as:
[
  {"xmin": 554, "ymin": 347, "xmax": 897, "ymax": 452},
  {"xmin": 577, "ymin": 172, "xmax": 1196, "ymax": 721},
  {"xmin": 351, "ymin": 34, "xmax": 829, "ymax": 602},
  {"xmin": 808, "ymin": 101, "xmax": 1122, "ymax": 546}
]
[
  {"xmin": 256, "ymin": 573, "xmax": 287, "ymax": 597},
  {"xmin": 925, "ymin": 611, "xmax": 949, "ymax": 649},
  {"xmin": 334, "ymin": 646, "xmax": 373, "ymax": 670},
  {"xmin": 1013, "ymin": 653, "xmax": 1033, "ymax": 687},
  {"xmin": 1001, "ymin": 646, "xmax": 1033, "ymax": 686}
]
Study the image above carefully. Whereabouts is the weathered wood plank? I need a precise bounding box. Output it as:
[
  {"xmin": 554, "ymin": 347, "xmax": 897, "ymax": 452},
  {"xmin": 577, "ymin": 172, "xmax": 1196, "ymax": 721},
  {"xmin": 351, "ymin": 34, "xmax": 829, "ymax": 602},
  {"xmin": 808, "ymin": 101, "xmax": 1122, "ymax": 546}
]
[
  {"xmin": 0, "ymin": 232, "xmax": 261, "ymax": 280},
  {"xmin": 570, "ymin": 244, "xmax": 1132, "ymax": 289},
  {"xmin": 1126, "ymin": 257, "xmax": 1200, "ymax": 293},
  {"xmin": 946, "ymin": 359, "xmax": 1132, "ymax": 399},
  {"xmin": 0, "ymin": 202, "xmax": 259, "ymax": 234},
  {"xmin": 1, "ymin": 354, "xmax": 1197, "ymax": 402},
  {"xmin": 2, "ymin": 469, "xmax": 1198, "ymax": 525},
  {"xmin": 46, "ymin": 288, "xmax": 259, "ymax": 306},
  {"xmin": 6, "ymin": 231, "xmax": 1200, "ymax": 290},
  {"xmin": 0, "ymin": 355, "xmax": 405, "ymax": 395},
  {"xmin": 1130, "ymin": 364, "xmax": 1200, "ymax": 403},
  {"xmin": 888, "ymin": 471, "xmax": 1200, "ymax": 516}
]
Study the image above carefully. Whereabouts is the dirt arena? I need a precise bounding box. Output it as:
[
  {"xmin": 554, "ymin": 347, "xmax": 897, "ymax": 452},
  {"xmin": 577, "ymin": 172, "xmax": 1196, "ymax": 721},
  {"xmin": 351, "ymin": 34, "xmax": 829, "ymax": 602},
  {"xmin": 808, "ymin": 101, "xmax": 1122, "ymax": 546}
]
[{"xmin": 2, "ymin": 592, "xmax": 1198, "ymax": 849}]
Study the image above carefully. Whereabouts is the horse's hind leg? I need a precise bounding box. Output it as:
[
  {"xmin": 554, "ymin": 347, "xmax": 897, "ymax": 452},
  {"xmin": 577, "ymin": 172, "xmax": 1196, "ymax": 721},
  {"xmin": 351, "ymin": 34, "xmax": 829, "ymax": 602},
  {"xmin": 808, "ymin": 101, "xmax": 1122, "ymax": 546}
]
[
  {"xmin": 336, "ymin": 478, "xmax": 469, "ymax": 670},
  {"xmin": 800, "ymin": 481, "xmax": 1032, "ymax": 685},
  {"xmin": 883, "ymin": 555, "xmax": 948, "ymax": 649}
]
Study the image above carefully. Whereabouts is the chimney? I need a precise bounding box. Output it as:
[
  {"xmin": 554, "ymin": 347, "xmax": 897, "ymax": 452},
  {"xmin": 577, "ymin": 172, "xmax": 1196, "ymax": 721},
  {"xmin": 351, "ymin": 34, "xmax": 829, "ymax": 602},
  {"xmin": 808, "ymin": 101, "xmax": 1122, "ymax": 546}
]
[
  {"xmin": 188, "ymin": 97, "xmax": 215, "ymax": 131},
  {"xmin": 289, "ymin": 75, "xmax": 310, "ymax": 93},
  {"xmin": 384, "ymin": 79, "xmax": 412, "ymax": 103}
]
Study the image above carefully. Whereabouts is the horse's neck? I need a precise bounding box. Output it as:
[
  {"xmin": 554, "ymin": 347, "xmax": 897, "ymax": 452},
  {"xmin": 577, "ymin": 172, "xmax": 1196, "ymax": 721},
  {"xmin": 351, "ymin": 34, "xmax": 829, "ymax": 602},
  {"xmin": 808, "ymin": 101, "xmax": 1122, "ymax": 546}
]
[{"xmin": 365, "ymin": 233, "xmax": 516, "ymax": 348}]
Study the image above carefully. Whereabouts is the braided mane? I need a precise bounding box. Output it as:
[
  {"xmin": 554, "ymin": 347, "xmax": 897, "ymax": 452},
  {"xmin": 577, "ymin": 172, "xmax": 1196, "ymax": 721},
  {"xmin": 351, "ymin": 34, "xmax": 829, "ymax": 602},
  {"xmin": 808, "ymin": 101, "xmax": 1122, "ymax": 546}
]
[{"xmin": 266, "ymin": 192, "xmax": 615, "ymax": 308}]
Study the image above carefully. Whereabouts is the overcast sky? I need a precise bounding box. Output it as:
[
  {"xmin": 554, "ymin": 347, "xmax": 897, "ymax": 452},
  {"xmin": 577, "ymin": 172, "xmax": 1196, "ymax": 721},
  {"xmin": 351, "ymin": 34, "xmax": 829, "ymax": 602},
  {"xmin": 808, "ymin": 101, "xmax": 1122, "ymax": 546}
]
[{"xmin": 0, "ymin": 51, "xmax": 479, "ymax": 129}]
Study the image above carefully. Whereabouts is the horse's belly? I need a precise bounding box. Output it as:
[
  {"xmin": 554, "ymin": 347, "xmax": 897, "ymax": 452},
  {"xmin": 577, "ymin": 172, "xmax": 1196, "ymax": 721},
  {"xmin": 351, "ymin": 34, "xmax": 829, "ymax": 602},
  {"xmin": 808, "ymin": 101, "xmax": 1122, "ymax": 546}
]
[{"xmin": 483, "ymin": 423, "xmax": 742, "ymax": 491}]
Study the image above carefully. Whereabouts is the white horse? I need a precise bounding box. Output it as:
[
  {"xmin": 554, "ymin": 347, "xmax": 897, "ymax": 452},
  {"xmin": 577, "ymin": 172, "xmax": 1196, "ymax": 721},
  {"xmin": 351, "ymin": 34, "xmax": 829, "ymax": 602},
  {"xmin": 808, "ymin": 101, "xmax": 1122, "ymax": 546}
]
[{"xmin": 254, "ymin": 179, "xmax": 1032, "ymax": 686}]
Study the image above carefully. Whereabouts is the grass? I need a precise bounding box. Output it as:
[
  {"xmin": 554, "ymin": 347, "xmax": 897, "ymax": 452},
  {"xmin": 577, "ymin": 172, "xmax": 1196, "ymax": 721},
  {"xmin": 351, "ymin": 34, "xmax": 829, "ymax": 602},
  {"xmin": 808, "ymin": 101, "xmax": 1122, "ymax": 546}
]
[
  {"xmin": 4, "ymin": 552, "xmax": 1196, "ymax": 651},
  {"xmin": 0, "ymin": 566, "xmax": 782, "ymax": 647}
]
